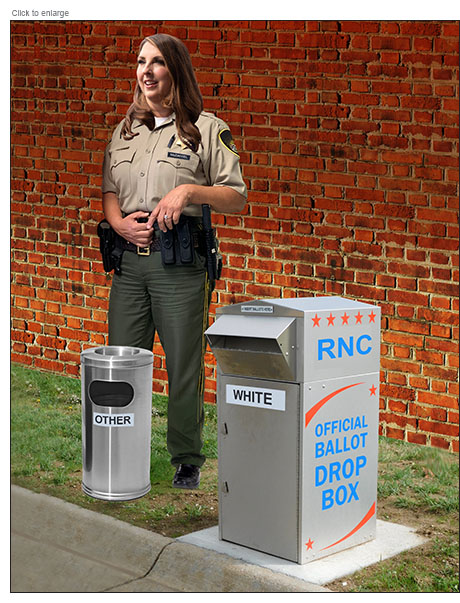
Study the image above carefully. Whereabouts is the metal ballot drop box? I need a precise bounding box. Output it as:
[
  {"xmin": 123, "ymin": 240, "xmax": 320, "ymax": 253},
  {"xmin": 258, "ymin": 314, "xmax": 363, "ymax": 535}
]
[{"xmin": 205, "ymin": 297, "xmax": 381, "ymax": 564}]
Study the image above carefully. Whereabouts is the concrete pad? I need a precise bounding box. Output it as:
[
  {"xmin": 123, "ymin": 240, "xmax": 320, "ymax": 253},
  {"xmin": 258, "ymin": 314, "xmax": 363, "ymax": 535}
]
[{"xmin": 178, "ymin": 520, "xmax": 427, "ymax": 586}]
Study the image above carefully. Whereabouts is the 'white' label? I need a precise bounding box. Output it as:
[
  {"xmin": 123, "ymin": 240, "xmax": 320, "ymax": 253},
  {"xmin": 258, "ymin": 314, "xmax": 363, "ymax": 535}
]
[
  {"xmin": 93, "ymin": 412, "xmax": 134, "ymax": 427},
  {"xmin": 226, "ymin": 385, "xmax": 286, "ymax": 411}
]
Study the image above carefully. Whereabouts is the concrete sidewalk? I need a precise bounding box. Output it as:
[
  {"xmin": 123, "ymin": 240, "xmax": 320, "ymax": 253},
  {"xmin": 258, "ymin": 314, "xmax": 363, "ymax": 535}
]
[{"xmin": 11, "ymin": 486, "xmax": 329, "ymax": 593}]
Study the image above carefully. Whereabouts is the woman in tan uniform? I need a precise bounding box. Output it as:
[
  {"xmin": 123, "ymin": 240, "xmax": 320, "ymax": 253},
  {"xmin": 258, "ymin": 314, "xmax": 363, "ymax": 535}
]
[{"xmin": 102, "ymin": 33, "xmax": 247, "ymax": 489}]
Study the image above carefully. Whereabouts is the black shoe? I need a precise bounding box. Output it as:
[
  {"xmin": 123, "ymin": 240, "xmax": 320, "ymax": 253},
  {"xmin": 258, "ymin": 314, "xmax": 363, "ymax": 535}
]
[{"xmin": 172, "ymin": 464, "xmax": 200, "ymax": 490}]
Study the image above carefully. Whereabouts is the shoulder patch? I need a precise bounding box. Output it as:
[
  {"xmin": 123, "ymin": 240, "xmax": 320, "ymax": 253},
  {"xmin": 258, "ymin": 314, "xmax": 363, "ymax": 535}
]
[{"xmin": 219, "ymin": 129, "xmax": 239, "ymax": 156}]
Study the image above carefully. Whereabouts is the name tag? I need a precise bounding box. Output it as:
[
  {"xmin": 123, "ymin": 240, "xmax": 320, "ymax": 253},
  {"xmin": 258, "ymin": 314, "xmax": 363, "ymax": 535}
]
[{"xmin": 167, "ymin": 152, "xmax": 191, "ymax": 160}]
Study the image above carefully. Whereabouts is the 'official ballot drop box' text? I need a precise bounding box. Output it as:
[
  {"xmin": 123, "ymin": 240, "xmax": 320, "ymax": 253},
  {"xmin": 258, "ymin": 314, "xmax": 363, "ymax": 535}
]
[{"xmin": 205, "ymin": 297, "xmax": 380, "ymax": 564}]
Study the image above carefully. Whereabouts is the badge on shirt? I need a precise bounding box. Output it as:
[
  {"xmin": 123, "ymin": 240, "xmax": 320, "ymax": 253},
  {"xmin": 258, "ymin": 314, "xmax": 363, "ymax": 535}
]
[
  {"xmin": 176, "ymin": 139, "xmax": 188, "ymax": 150},
  {"xmin": 219, "ymin": 129, "xmax": 239, "ymax": 156}
]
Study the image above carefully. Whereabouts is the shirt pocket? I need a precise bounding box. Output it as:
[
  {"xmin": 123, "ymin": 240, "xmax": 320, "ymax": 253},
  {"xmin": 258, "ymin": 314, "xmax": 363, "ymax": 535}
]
[
  {"xmin": 109, "ymin": 147, "xmax": 136, "ymax": 198},
  {"xmin": 153, "ymin": 152, "xmax": 201, "ymax": 197}
]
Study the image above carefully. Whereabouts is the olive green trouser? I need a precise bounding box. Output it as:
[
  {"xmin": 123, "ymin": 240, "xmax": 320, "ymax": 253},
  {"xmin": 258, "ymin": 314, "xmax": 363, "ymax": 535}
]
[{"xmin": 108, "ymin": 248, "xmax": 210, "ymax": 468}]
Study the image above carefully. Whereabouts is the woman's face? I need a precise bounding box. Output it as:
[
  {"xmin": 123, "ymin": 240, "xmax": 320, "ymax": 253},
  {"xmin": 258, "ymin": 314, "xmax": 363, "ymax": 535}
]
[{"xmin": 136, "ymin": 42, "xmax": 172, "ymax": 114}]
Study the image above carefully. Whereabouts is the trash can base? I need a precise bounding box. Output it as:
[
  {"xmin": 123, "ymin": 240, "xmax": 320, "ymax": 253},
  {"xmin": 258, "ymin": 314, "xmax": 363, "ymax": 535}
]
[{"xmin": 82, "ymin": 482, "xmax": 151, "ymax": 502}]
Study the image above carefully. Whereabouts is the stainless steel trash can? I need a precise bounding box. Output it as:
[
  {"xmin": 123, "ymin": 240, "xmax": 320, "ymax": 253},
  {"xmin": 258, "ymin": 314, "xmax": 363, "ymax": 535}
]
[
  {"xmin": 81, "ymin": 346, "xmax": 154, "ymax": 501},
  {"xmin": 205, "ymin": 297, "xmax": 380, "ymax": 563}
]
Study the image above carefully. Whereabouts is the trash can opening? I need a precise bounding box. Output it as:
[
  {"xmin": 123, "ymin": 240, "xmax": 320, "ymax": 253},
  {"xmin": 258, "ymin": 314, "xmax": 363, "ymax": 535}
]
[
  {"xmin": 94, "ymin": 347, "xmax": 140, "ymax": 357},
  {"xmin": 89, "ymin": 380, "xmax": 134, "ymax": 407}
]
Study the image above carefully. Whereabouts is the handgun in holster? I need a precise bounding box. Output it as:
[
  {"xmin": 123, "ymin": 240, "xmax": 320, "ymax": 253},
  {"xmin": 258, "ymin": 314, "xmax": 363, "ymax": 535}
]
[{"xmin": 97, "ymin": 219, "xmax": 123, "ymax": 275}]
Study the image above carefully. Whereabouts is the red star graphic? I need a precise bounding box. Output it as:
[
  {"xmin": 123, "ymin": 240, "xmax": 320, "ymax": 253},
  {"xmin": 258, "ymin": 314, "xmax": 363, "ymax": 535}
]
[
  {"xmin": 341, "ymin": 312, "xmax": 350, "ymax": 325},
  {"xmin": 355, "ymin": 312, "xmax": 363, "ymax": 324},
  {"xmin": 368, "ymin": 311, "xmax": 376, "ymax": 323},
  {"xmin": 306, "ymin": 538, "xmax": 314, "ymax": 550},
  {"xmin": 369, "ymin": 384, "xmax": 377, "ymax": 396},
  {"xmin": 312, "ymin": 314, "xmax": 321, "ymax": 327},
  {"xmin": 327, "ymin": 313, "xmax": 336, "ymax": 326}
]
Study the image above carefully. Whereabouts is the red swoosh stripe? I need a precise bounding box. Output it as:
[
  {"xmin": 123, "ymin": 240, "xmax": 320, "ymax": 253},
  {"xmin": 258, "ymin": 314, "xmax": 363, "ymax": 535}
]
[
  {"xmin": 321, "ymin": 502, "xmax": 376, "ymax": 551},
  {"xmin": 305, "ymin": 382, "xmax": 364, "ymax": 429}
]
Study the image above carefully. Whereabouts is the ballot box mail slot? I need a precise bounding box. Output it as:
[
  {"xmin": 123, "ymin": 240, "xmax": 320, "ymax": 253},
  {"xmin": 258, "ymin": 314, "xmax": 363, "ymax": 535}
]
[{"xmin": 206, "ymin": 314, "xmax": 297, "ymax": 381}]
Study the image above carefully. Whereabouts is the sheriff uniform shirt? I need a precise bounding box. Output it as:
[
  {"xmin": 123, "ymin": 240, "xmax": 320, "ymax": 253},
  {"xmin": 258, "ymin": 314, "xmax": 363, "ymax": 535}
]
[{"xmin": 102, "ymin": 111, "xmax": 247, "ymax": 217}]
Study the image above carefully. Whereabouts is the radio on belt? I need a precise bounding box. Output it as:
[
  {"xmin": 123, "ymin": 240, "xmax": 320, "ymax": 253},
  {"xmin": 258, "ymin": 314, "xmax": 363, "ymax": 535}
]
[
  {"xmin": 205, "ymin": 297, "xmax": 381, "ymax": 564},
  {"xmin": 81, "ymin": 346, "xmax": 153, "ymax": 501}
]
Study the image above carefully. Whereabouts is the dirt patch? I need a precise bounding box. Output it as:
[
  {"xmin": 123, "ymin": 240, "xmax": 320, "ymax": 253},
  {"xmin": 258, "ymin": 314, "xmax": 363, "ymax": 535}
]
[
  {"xmin": 144, "ymin": 489, "xmax": 219, "ymax": 538},
  {"xmin": 18, "ymin": 459, "xmax": 220, "ymax": 540}
]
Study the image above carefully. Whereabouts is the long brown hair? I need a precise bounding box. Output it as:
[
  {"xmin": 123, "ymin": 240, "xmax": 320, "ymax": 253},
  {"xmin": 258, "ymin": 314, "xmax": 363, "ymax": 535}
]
[{"xmin": 121, "ymin": 34, "xmax": 203, "ymax": 150}]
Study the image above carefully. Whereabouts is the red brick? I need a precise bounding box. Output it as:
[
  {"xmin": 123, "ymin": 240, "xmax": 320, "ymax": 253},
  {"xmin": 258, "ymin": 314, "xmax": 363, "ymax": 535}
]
[
  {"xmin": 385, "ymin": 427, "xmax": 405, "ymax": 440},
  {"xmin": 430, "ymin": 436, "xmax": 452, "ymax": 451},
  {"xmin": 419, "ymin": 420, "xmax": 459, "ymax": 437},
  {"xmin": 407, "ymin": 432, "xmax": 427, "ymax": 446}
]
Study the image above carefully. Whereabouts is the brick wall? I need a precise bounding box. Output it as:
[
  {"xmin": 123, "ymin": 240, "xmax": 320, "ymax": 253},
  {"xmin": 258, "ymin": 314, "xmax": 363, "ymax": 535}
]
[{"xmin": 11, "ymin": 20, "xmax": 459, "ymax": 452}]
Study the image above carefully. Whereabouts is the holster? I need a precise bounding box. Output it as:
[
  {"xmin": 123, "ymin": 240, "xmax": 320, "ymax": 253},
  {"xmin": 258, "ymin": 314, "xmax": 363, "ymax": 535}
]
[
  {"xmin": 202, "ymin": 204, "xmax": 222, "ymax": 281},
  {"xmin": 97, "ymin": 219, "xmax": 123, "ymax": 275}
]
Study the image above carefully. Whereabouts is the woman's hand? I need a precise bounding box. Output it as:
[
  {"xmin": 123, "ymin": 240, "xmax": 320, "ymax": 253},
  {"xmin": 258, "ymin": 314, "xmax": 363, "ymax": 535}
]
[
  {"xmin": 102, "ymin": 193, "xmax": 153, "ymax": 247},
  {"xmin": 146, "ymin": 183, "xmax": 246, "ymax": 233},
  {"xmin": 114, "ymin": 212, "xmax": 153, "ymax": 247},
  {"xmin": 148, "ymin": 184, "xmax": 190, "ymax": 232}
]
